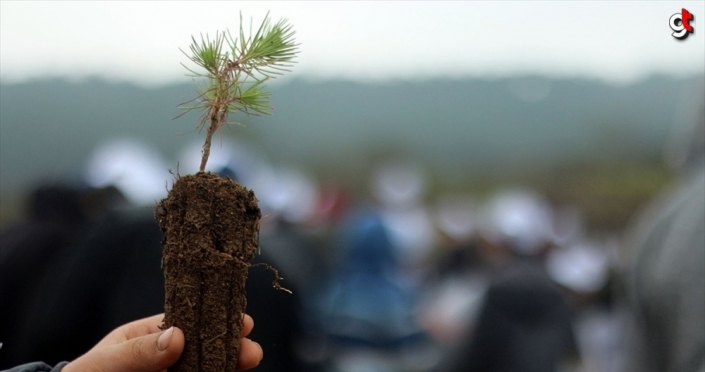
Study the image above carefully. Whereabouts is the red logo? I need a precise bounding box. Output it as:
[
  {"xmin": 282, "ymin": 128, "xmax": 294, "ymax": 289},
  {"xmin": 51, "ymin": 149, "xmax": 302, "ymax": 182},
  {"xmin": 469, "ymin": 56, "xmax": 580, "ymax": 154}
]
[{"xmin": 670, "ymin": 8, "xmax": 694, "ymax": 40}]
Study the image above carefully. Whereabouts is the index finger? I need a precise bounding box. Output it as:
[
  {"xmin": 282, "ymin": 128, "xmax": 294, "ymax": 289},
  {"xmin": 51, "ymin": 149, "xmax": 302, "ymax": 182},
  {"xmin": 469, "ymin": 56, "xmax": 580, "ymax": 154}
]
[
  {"xmin": 122, "ymin": 313, "xmax": 167, "ymax": 339},
  {"xmin": 94, "ymin": 314, "xmax": 166, "ymax": 348},
  {"xmin": 241, "ymin": 314, "xmax": 254, "ymax": 337}
]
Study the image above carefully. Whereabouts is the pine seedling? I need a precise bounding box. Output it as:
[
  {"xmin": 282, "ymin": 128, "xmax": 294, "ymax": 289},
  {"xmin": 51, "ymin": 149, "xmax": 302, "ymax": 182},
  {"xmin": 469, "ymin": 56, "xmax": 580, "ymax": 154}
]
[
  {"xmin": 178, "ymin": 12, "xmax": 299, "ymax": 171},
  {"xmin": 159, "ymin": 13, "xmax": 299, "ymax": 372}
]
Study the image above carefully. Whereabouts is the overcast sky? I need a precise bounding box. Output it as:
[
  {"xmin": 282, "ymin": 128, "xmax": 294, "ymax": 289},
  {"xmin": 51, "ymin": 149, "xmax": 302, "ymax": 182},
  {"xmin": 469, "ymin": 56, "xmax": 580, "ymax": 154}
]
[{"xmin": 1, "ymin": 1, "xmax": 703, "ymax": 86}]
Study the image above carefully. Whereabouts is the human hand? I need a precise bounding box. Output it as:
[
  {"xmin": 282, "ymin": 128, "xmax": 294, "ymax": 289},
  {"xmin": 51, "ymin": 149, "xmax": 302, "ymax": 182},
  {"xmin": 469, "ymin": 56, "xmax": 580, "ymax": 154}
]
[{"xmin": 61, "ymin": 313, "xmax": 262, "ymax": 372}]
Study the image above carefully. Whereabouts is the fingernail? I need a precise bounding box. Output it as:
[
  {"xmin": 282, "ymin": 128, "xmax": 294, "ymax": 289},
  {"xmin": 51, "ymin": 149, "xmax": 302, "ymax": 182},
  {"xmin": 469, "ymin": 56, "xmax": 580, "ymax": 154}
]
[{"xmin": 158, "ymin": 327, "xmax": 174, "ymax": 351}]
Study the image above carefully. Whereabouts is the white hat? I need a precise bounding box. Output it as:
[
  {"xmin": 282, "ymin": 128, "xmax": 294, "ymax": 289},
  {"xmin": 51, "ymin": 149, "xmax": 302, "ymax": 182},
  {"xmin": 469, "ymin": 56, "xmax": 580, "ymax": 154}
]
[
  {"xmin": 480, "ymin": 188, "xmax": 556, "ymax": 255},
  {"xmin": 85, "ymin": 138, "xmax": 171, "ymax": 206},
  {"xmin": 546, "ymin": 241, "xmax": 610, "ymax": 293}
]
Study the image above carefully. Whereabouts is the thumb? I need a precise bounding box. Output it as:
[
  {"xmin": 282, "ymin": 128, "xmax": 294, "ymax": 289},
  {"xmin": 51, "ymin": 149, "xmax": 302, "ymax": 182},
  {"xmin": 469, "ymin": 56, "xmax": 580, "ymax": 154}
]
[{"xmin": 64, "ymin": 327, "xmax": 185, "ymax": 372}]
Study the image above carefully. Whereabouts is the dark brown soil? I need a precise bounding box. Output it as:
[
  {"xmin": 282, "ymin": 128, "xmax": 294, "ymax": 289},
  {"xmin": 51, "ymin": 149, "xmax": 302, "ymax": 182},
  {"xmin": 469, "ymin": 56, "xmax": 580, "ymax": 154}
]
[{"xmin": 157, "ymin": 172, "xmax": 261, "ymax": 372}]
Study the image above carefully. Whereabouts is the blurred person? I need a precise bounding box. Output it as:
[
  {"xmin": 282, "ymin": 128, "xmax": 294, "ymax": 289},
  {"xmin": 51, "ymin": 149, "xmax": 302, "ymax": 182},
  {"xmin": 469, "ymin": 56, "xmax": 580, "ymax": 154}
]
[
  {"xmin": 370, "ymin": 159, "xmax": 436, "ymax": 279},
  {"xmin": 418, "ymin": 194, "xmax": 488, "ymax": 346},
  {"xmin": 546, "ymin": 240, "xmax": 611, "ymax": 302},
  {"xmin": 547, "ymin": 239, "xmax": 623, "ymax": 372},
  {"xmin": 315, "ymin": 208, "xmax": 440, "ymax": 372},
  {"xmin": 2, "ymin": 313, "xmax": 262, "ymax": 372},
  {"xmin": 0, "ymin": 181, "xmax": 127, "ymax": 367},
  {"xmin": 621, "ymin": 82, "xmax": 704, "ymax": 372},
  {"xmin": 443, "ymin": 188, "xmax": 580, "ymax": 372},
  {"xmin": 4, "ymin": 199, "xmax": 165, "ymax": 367},
  {"xmin": 429, "ymin": 194, "xmax": 481, "ymax": 277}
]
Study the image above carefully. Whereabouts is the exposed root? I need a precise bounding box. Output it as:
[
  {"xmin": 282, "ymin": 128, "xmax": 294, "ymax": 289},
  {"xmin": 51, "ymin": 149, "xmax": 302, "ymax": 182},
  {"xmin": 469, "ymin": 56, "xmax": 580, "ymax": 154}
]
[{"xmin": 251, "ymin": 262, "xmax": 292, "ymax": 294}]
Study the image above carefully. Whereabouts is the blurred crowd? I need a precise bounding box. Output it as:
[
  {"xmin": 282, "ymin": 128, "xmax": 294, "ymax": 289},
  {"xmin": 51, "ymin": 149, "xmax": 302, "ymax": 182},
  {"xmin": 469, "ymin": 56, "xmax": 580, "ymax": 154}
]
[{"xmin": 1, "ymin": 91, "xmax": 703, "ymax": 371}]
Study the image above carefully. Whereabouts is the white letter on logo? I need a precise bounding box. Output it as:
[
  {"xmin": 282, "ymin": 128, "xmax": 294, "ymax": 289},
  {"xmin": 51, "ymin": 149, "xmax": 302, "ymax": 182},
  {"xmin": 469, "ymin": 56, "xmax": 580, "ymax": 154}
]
[{"xmin": 670, "ymin": 13, "xmax": 687, "ymax": 39}]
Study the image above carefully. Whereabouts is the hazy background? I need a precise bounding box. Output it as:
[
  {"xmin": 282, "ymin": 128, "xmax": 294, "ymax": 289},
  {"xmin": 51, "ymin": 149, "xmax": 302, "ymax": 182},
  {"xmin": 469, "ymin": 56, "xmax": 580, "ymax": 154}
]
[
  {"xmin": 2, "ymin": 2, "xmax": 704, "ymax": 84},
  {"xmin": 1, "ymin": 1, "xmax": 704, "ymax": 231}
]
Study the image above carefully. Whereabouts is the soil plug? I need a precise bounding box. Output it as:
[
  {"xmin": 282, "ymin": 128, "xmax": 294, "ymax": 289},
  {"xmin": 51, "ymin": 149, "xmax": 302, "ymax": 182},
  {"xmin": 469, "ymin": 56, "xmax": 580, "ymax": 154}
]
[{"xmin": 157, "ymin": 13, "xmax": 299, "ymax": 371}]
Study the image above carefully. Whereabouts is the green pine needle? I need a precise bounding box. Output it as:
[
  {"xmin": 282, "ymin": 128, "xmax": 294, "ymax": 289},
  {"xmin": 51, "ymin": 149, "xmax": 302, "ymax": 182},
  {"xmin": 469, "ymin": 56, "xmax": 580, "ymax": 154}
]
[{"xmin": 176, "ymin": 12, "xmax": 300, "ymax": 172}]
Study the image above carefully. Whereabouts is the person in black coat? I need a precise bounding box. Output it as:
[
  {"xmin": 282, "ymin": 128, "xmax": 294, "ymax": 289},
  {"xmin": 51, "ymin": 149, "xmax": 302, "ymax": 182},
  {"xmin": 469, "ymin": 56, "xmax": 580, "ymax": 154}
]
[
  {"xmin": 446, "ymin": 259, "xmax": 578, "ymax": 372},
  {"xmin": 444, "ymin": 189, "xmax": 579, "ymax": 372},
  {"xmin": 0, "ymin": 183, "xmax": 125, "ymax": 367}
]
